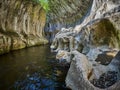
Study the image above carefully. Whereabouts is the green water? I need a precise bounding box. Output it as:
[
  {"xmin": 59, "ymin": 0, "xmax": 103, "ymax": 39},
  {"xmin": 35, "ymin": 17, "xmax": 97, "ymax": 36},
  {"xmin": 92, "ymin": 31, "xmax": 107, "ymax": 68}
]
[{"xmin": 0, "ymin": 45, "xmax": 70, "ymax": 90}]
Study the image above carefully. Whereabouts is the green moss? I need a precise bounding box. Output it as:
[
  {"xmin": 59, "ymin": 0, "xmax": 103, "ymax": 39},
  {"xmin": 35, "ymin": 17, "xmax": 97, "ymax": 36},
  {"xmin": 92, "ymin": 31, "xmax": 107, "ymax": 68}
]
[
  {"xmin": 92, "ymin": 19, "xmax": 120, "ymax": 48},
  {"xmin": 0, "ymin": 28, "xmax": 19, "ymax": 37},
  {"xmin": 11, "ymin": 38, "xmax": 26, "ymax": 50},
  {"xmin": 13, "ymin": 1, "xmax": 22, "ymax": 16},
  {"xmin": 114, "ymin": 29, "xmax": 120, "ymax": 48},
  {"xmin": 31, "ymin": 0, "xmax": 49, "ymax": 12}
]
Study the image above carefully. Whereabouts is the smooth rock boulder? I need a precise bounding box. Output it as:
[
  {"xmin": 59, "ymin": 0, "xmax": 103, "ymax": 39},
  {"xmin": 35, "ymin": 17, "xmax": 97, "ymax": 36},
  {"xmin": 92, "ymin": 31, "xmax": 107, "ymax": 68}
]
[{"xmin": 66, "ymin": 50, "xmax": 120, "ymax": 90}]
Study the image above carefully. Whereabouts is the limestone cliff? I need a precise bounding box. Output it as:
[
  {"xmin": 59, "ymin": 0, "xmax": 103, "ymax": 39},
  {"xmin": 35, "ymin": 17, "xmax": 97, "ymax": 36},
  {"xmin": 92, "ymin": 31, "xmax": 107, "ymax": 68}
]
[{"xmin": 0, "ymin": 0, "xmax": 48, "ymax": 54}]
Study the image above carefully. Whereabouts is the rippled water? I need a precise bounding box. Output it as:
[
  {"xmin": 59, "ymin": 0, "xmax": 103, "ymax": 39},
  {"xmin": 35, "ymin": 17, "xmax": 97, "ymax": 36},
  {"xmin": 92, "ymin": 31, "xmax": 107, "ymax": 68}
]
[{"xmin": 0, "ymin": 45, "xmax": 70, "ymax": 90}]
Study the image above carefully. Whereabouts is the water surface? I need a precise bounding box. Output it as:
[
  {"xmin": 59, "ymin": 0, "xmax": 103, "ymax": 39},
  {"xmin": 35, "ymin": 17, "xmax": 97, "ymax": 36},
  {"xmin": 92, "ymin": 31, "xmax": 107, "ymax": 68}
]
[{"xmin": 0, "ymin": 45, "xmax": 70, "ymax": 90}]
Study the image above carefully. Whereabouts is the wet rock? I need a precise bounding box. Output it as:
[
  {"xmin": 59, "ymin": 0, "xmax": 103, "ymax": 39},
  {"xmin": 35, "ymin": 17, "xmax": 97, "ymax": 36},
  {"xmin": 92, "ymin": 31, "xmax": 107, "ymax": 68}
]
[
  {"xmin": 91, "ymin": 71, "xmax": 118, "ymax": 89},
  {"xmin": 95, "ymin": 51, "xmax": 117, "ymax": 65}
]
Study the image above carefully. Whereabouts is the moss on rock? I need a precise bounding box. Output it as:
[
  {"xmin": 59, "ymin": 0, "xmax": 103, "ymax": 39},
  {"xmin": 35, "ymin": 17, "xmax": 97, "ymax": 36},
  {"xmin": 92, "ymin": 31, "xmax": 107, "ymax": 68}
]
[{"xmin": 91, "ymin": 19, "xmax": 120, "ymax": 48}]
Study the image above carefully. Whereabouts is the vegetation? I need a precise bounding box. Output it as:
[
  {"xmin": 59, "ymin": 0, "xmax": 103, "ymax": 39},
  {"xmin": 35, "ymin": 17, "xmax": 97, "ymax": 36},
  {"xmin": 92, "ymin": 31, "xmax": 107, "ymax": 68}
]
[
  {"xmin": 92, "ymin": 19, "xmax": 120, "ymax": 48},
  {"xmin": 32, "ymin": 0, "xmax": 49, "ymax": 12}
]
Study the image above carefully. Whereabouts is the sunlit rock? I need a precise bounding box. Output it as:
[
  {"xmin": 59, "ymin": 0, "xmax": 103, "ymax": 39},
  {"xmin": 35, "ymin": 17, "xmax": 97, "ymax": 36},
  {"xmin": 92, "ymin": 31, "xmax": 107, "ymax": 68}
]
[
  {"xmin": 56, "ymin": 50, "xmax": 71, "ymax": 63},
  {"xmin": 0, "ymin": 0, "xmax": 48, "ymax": 54}
]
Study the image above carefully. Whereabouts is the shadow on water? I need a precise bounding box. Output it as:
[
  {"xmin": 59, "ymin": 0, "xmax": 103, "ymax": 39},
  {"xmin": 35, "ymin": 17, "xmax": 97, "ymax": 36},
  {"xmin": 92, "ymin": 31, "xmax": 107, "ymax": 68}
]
[{"xmin": 0, "ymin": 45, "xmax": 70, "ymax": 90}]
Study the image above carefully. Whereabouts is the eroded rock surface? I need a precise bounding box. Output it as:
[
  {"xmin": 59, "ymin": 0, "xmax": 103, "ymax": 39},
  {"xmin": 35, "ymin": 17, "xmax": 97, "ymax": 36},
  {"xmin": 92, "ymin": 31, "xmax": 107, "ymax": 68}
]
[
  {"xmin": 0, "ymin": 0, "xmax": 48, "ymax": 54},
  {"xmin": 66, "ymin": 50, "xmax": 120, "ymax": 90},
  {"xmin": 51, "ymin": 0, "xmax": 120, "ymax": 90},
  {"xmin": 45, "ymin": 0, "xmax": 92, "ymax": 43}
]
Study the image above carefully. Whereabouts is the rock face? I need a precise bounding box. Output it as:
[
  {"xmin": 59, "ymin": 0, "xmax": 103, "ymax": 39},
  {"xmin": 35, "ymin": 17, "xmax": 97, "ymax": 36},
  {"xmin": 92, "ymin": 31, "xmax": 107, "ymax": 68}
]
[
  {"xmin": 51, "ymin": 0, "xmax": 120, "ymax": 90},
  {"xmin": 0, "ymin": 0, "xmax": 48, "ymax": 54},
  {"xmin": 48, "ymin": 0, "xmax": 91, "ymax": 23},
  {"xmin": 45, "ymin": 0, "xmax": 92, "ymax": 43}
]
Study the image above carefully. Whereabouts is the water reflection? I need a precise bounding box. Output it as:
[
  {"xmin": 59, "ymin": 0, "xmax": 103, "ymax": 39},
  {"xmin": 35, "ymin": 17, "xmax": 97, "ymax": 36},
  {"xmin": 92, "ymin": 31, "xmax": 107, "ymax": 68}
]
[
  {"xmin": 0, "ymin": 45, "xmax": 70, "ymax": 90},
  {"xmin": 13, "ymin": 72, "xmax": 56, "ymax": 90}
]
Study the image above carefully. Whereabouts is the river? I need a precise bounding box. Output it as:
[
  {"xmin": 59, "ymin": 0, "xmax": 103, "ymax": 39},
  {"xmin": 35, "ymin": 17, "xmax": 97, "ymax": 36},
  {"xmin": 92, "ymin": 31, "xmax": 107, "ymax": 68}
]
[{"xmin": 0, "ymin": 45, "xmax": 70, "ymax": 90}]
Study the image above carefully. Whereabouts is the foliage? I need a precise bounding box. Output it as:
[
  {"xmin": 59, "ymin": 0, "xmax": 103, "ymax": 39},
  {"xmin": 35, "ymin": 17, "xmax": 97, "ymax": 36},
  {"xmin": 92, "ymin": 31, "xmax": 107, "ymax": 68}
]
[{"xmin": 32, "ymin": 0, "xmax": 49, "ymax": 12}]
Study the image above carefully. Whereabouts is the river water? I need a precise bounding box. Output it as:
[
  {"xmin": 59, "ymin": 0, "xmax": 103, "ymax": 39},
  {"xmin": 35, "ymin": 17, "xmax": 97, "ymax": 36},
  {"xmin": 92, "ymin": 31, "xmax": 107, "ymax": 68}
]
[{"xmin": 0, "ymin": 45, "xmax": 70, "ymax": 90}]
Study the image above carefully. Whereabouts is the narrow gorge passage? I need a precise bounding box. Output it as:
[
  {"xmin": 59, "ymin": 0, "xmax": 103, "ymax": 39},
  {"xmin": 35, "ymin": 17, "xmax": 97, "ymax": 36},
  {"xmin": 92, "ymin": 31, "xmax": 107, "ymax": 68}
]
[
  {"xmin": 0, "ymin": 0, "xmax": 91, "ymax": 90},
  {"xmin": 0, "ymin": 45, "xmax": 70, "ymax": 90},
  {"xmin": 0, "ymin": 0, "xmax": 120, "ymax": 90}
]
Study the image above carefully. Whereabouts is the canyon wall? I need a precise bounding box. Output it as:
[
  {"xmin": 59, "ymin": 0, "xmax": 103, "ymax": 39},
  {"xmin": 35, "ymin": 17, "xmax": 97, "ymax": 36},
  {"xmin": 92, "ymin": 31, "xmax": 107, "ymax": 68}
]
[
  {"xmin": 0, "ymin": 0, "xmax": 48, "ymax": 54},
  {"xmin": 51, "ymin": 0, "xmax": 120, "ymax": 90},
  {"xmin": 45, "ymin": 0, "xmax": 92, "ymax": 43}
]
